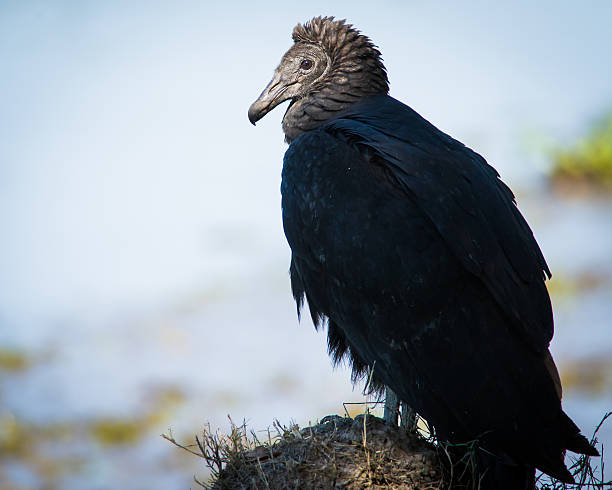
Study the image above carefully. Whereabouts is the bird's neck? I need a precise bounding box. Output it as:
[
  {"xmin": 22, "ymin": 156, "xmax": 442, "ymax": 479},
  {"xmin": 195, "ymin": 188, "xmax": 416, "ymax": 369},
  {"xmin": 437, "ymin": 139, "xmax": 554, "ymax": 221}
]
[
  {"xmin": 282, "ymin": 96, "xmax": 335, "ymax": 143},
  {"xmin": 282, "ymin": 81, "xmax": 387, "ymax": 143}
]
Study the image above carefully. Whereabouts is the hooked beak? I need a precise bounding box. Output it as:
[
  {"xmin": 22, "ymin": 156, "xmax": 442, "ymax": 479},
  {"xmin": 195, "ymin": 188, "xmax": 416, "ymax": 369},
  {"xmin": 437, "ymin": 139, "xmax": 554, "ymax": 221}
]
[{"xmin": 248, "ymin": 70, "xmax": 296, "ymax": 125}]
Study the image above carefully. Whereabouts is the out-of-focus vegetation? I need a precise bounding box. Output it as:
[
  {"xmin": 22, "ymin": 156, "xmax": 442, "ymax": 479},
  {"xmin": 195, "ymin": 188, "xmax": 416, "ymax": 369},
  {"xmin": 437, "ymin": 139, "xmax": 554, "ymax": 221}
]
[
  {"xmin": 90, "ymin": 385, "xmax": 185, "ymax": 446},
  {"xmin": 561, "ymin": 356, "xmax": 612, "ymax": 397},
  {"xmin": 0, "ymin": 383, "xmax": 187, "ymax": 489},
  {"xmin": 0, "ymin": 348, "xmax": 31, "ymax": 372},
  {"xmin": 550, "ymin": 112, "xmax": 612, "ymax": 192},
  {"xmin": 0, "ymin": 411, "xmax": 85, "ymax": 487},
  {"xmin": 546, "ymin": 271, "xmax": 608, "ymax": 301}
]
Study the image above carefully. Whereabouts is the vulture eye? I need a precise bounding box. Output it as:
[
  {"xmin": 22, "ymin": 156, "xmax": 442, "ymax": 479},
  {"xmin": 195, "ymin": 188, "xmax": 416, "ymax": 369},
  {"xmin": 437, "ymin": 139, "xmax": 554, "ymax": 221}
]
[{"xmin": 300, "ymin": 59, "xmax": 313, "ymax": 70}]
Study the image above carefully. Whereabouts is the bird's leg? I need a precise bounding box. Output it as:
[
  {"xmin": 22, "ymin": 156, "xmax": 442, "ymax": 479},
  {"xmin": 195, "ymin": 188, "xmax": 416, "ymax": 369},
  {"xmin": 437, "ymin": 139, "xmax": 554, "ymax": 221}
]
[
  {"xmin": 384, "ymin": 387, "xmax": 418, "ymax": 431},
  {"xmin": 383, "ymin": 387, "xmax": 400, "ymax": 425},
  {"xmin": 400, "ymin": 402, "xmax": 418, "ymax": 432}
]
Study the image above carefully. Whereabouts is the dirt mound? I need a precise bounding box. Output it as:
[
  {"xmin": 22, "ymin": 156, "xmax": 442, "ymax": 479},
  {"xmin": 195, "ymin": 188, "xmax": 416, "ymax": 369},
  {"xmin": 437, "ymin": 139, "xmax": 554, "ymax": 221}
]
[{"xmin": 208, "ymin": 414, "xmax": 443, "ymax": 489}]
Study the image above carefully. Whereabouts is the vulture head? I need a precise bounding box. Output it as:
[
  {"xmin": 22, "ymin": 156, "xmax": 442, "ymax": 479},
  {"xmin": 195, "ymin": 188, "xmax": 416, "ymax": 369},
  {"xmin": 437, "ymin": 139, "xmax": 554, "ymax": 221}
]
[{"xmin": 248, "ymin": 16, "xmax": 389, "ymax": 142}]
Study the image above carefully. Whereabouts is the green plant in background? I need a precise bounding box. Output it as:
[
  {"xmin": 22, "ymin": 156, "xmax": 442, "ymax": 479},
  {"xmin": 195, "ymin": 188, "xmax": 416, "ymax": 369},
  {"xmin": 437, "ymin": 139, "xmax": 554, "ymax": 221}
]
[{"xmin": 551, "ymin": 111, "xmax": 612, "ymax": 191}]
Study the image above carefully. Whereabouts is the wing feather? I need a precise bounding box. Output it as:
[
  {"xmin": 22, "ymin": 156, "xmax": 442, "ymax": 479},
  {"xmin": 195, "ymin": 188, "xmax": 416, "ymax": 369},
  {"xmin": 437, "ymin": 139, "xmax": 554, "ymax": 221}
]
[{"xmin": 321, "ymin": 95, "xmax": 553, "ymax": 352}]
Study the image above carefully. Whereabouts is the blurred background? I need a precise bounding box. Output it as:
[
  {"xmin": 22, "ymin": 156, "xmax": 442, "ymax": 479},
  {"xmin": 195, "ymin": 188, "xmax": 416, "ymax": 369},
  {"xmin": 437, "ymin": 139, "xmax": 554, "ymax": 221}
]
[{"xmin": 1, "ymin": 1, "xmax": 611, "ymax": 488}]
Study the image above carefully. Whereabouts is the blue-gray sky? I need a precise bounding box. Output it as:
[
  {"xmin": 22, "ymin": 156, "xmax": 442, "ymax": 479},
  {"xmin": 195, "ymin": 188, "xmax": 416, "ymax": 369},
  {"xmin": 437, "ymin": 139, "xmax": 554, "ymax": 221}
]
[{"xmin": 1, "ymin": 0, "xmax": 611, "ymax": 328}]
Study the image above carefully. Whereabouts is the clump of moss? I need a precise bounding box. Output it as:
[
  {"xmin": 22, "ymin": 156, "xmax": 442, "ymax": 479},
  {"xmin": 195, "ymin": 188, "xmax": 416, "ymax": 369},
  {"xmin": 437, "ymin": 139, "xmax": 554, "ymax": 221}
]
[{"xmin": 550, "ymin": 112, "xmax": 612, "ymax": 192}]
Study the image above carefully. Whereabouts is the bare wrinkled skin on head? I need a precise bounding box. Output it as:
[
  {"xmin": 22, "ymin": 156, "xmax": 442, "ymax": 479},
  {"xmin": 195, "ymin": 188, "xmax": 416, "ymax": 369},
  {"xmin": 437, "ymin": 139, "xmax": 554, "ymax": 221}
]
[{"xmin": 248, "ymin": 16, "xmax": 389, "ymax": 142}]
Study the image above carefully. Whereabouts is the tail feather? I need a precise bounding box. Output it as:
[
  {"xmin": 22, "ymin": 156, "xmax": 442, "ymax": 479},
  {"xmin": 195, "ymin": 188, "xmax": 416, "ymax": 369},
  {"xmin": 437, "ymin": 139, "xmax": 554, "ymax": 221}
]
[
  {"xmin": 536, "ymin": 457, "xmax": 574, "ymax": 484},
  {"xmin": 566, "ymin": 432, "xmax": 600, "ymax": 456},
  {"xmin": 534, "ymin": 410, "xmax": 599, "ymax": 483},
  {"xmin": 561, "ymin": 411, "xmax": 600, "ymax": 456}
]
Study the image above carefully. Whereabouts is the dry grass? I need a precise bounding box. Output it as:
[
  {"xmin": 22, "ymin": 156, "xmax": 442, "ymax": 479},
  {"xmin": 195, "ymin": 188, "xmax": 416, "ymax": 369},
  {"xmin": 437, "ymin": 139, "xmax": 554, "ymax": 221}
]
[{"xmin": 164, "ymin": 414, "xmax": 443, "ymax": 489}]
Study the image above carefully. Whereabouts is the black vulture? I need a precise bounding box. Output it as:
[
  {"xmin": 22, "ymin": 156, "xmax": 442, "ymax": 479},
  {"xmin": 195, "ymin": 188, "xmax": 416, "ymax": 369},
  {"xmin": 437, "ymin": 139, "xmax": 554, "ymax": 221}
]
[{"xmin": 248, "ymin": 16, "xmax": 598, "ymax": 488}]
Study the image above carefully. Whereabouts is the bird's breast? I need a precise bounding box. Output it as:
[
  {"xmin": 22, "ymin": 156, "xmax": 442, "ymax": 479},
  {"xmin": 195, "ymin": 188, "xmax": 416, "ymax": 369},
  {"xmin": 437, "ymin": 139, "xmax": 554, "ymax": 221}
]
[{"xmin": 281, "ymin": 129, "xmax": 460, "ymax": 305}]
